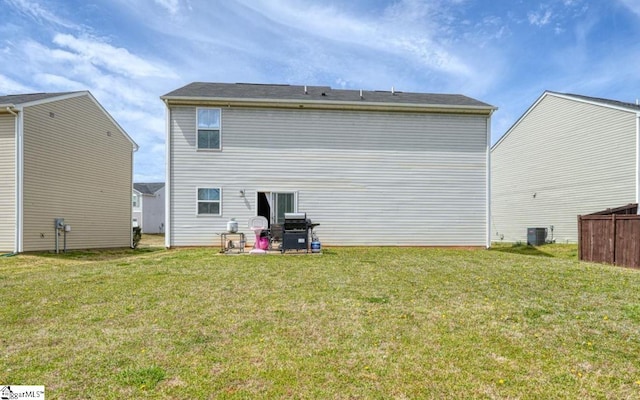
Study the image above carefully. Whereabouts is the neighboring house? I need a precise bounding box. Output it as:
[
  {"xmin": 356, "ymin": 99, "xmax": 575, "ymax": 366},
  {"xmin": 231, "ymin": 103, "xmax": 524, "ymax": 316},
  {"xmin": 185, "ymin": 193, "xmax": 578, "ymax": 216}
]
[
  {"xmin": 491, "ymin": 91, "xmax": 640, "ymax": 244},
  {"xmin": 133, "ymin": 182, "xmax": 165, "ymax": 234},
  {"xmin": 0, "ymin": 91, "xmax": 138, "ymax": 253},
  {"xmin": 161, "ymin": 82, "xmax": 496, "ymax": 248}
]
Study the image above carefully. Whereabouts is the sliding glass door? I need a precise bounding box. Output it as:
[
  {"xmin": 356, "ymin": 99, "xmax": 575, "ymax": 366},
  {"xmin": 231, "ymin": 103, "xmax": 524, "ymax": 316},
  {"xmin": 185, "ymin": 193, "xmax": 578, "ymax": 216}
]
[
  {"xmin": 274, "ymin": 193, "xmax": 295, "ymax": 224},
  {"xmin": 257, "ymin": 192, "xmax": 296, "ymax": 225}
]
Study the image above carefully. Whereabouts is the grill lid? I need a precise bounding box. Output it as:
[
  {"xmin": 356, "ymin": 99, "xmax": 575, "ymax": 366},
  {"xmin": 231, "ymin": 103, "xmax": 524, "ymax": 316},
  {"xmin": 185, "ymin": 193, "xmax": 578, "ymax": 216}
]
[{"xmin": 284, "ymin": 212, "xmax": 307, "ymax": 220}]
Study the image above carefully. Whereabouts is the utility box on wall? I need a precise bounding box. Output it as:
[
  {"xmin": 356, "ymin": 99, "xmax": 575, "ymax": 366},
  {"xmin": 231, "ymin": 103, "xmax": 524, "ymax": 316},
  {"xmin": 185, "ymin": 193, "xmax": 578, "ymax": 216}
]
[{"xmin": 527, "ymin": 227, "xmax": 547, "ymax": 246}]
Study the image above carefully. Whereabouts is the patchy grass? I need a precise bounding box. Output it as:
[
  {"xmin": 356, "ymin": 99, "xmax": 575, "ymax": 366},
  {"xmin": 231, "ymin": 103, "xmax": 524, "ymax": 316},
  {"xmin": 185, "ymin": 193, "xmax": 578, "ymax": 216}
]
[
  {"xmin": 1, "ymin": 244, "xmax": 639, "ymax": 399},
  {"xmin": 137, "ymin": 233, "xmax": 165, "ymax": 249},
  {"xmin": 116, "ymin": 365, "xmax": 166, "ymax": 390},
  {"xmin": 490, "ymin": 241, "xmax": 579, "ymax": 259}
]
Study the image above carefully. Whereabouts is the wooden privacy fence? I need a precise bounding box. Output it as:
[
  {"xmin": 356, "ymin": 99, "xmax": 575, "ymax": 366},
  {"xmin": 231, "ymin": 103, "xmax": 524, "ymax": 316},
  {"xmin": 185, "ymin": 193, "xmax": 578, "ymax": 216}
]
[{"xmin": 578, "ymin": 204, "xmax": 640, "ymax": 268}]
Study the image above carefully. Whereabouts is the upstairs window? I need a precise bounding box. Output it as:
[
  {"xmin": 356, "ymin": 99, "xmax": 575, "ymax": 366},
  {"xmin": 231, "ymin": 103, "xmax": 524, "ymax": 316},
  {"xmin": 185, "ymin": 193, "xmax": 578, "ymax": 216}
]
[
  {"xmin": 197, "ymin": 108, "xmax": 221, "ymax": 150},
  {"xmin": 197, "ymin": 187, "xmax": 221, "ymax": 215},
  {"xmin": 132, "ymin": 193, "xmax": 139, "ymax": 208}
]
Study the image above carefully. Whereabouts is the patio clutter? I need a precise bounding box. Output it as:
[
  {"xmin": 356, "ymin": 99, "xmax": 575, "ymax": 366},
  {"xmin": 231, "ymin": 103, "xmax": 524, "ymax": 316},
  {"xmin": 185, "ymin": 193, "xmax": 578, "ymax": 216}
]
[
  {"xmin": 219, "ymin": 215, "xmax": 321, "ymax": 255},
  {"xmin": 248, "ymin": 216, "xmax": 269, "ymax": 254}
]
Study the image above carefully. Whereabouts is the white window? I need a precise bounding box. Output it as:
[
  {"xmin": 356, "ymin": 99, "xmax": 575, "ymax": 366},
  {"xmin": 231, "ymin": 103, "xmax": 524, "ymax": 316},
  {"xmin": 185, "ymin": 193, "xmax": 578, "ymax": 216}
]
[
  {"xmin": 132, "ymin": 193, "xmax": 139, "ymax": 208},
  {"xmin": 197, "ymin": 108, "xmax": 221, "ymax": 150},
  {"xmin": 197, "ymin": 187, "xmax": 221, "ymax": 215}
]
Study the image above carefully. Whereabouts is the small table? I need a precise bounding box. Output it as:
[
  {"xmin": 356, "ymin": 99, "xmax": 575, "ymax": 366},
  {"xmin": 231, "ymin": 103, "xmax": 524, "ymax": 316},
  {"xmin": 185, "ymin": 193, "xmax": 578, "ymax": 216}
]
[{"xmin": 219, "ymin": 232, "xmax": 245, "ymax": 254}]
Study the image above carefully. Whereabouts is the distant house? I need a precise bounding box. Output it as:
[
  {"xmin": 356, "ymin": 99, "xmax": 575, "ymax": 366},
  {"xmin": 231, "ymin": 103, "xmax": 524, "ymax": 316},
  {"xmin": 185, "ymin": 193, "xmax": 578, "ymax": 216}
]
[
  {"xmin": 161, "ymin": 82, "xmax": 495, "ymax": 248},
  {"xmin": 491, "ymin": 91, "xmax": 640, "ymax": 244},
  {"xmin": 0, "ymin": 91, "xmax": 138, "ymax": 252},
  {"xmin": 133, "ymin": 182, "xmax": 165, "ymax": 234}
]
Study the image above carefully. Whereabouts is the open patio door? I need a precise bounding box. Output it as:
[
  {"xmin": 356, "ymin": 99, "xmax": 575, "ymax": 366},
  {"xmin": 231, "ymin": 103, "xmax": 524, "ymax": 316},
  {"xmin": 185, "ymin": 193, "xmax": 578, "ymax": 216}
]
[{"xmin": 257, "ymin": 192, "xmax": 297, "ymax": 227}]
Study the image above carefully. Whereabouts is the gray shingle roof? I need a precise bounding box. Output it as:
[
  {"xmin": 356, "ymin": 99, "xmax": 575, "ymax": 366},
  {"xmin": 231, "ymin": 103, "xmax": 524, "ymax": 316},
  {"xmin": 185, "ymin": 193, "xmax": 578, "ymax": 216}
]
[
  {"xmin": 549, "ymin": 91, "xmax": 640, "ymax": 112},
  {"xmin": 0, "ymin": 92, "xmax": 80, "ymax": 106},
  {"xmin": 162, "ymin": 82, "xmax": 495, "ymax": 109},
  {"xmin": 134, "ymin": 182, "xmax": 165, "ymax": 195}
]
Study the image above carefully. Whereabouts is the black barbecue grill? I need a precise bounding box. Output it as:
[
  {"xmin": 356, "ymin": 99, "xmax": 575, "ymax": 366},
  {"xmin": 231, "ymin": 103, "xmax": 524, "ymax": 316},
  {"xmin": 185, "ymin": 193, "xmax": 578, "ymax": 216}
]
[{"xmin": 282, "ymin": 212, "xmax": 312, "ymax": 253}]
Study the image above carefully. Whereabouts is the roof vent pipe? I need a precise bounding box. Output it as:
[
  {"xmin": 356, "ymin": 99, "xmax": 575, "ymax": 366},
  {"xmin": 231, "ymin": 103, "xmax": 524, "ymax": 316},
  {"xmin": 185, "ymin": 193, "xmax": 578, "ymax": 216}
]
[
  {"xmin": 304, "ymin": 85, "xmax": 308, "ymax": 95},
  {"xmin": 360, "ymin": 89, "xmax": 363, "ymax": 99},
  {"xmin": 391, "ymin": 86, "xmax": 395, "ymax": 95}
]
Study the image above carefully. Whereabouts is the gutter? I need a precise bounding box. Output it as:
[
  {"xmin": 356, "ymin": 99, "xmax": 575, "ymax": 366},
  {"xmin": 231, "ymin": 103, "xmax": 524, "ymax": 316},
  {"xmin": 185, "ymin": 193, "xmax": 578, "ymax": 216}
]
[
  {"xmin": 6, "ymin": 106, "xmax": 18, "ymax": 116},
  {"xmin": 160, "ymin": 96, "xmax": 497, "ymax": 116}
]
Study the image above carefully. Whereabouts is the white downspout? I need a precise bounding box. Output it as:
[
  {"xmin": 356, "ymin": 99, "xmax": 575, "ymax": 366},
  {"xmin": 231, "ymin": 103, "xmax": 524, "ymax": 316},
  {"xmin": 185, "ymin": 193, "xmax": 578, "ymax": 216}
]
[
  {"xmin": 130, "ymin": 150, "xmax": 135, "ymax": 248},
  {"xmin": 486, "ymin": 115, "xmax": 492, "ymax": 249},
  {"xmin": 486, "ymin": 109, "xmax": 497, "ymax": 249},
  {"xmin": 164, "ymin": 99, "xmax": 171, "ymax": 248},
  {"xmin": 636, "ymin": 113, "xmax": 640, "ymax": 211},
  {"xmin": 7, "ymin": 106, "xmax": 23, "ymax": 253}
]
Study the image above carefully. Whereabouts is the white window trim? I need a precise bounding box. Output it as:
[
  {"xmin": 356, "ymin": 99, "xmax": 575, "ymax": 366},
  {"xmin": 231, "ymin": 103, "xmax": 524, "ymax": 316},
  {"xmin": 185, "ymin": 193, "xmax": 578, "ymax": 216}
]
[
  {"xmin": 196, "ymin": 107, "xmax": 222, "ymax": 151},
  {"xmin": 196, "ymin": 186, "xmax": 222, "ymax": 216}
]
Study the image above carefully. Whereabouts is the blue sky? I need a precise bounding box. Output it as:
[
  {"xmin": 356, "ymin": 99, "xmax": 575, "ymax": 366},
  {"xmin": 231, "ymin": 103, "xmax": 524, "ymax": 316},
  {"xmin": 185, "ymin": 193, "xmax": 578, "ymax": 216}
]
[{"xmin": 2, "ymin": 0, "xmax": 640, "ymax": 182}]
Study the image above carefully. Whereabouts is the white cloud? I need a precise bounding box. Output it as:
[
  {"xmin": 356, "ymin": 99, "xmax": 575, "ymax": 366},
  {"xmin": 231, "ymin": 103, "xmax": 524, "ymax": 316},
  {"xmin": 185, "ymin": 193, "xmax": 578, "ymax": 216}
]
[
  {"xmin": 34, "ymin": 73, "xmax": 85, "ymax": 91},
  {"xmin": 5, "ymin": 32, "xmax": 174, "ymax": 181},
  {"xmin": 4, "ymin": 0, "xmax": 78, "ymax": 29},
  {"xmin": 153, "ymin": 0, "xmax": 181, "ymax": 15},
  {"xmin": 0, "ymin": 74, "xmax": 34, "ymax": 94},
  {"xmin": 98, "ymin": 0, "xmax": 497, "ymax": 95},
  {"xmin": 618, "ymin": 0, "xmax": 640, "ymax": 17},
  {"xmin": 238, "ymin": 0, "xmax": 377, "ymax": 43},
  {"xmin": 528, "ymin": 9, "xmax": 552, "ymax": 26},
  {"xmin": 389, "ymin": 37, "xmax": 472, "ymax": 76},
  {"xmin": 233, "ymin": 0, "xmax": 480, "ymax": 82},
  {"xmin": 52, "ymin": 34, "xmax": 177, "ymax": 79}
]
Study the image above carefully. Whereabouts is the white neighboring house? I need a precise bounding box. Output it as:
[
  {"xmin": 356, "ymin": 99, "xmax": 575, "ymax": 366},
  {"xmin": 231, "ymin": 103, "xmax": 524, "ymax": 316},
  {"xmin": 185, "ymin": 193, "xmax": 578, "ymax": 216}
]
[
  {"xmin": 491, "ymin": 91, "xmax": 640, "ymax": 244},
  {"xmin": 161, "ymin": 82, "xmax": 496, "ymax": 248},
  {"xmin": 132, "ymin": 182, "xmax": 165, "ymax": 234},
  {"xmin": 0, "ymin": 91, "xmax": 138, "ymax": 252}
]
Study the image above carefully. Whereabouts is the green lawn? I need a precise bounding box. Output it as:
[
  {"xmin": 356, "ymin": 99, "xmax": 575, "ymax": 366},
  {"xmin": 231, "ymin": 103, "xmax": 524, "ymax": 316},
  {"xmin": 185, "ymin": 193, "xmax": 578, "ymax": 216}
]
[{"xmin": 1, "ymin": 242, "xmax": 640, "ymax": 399}]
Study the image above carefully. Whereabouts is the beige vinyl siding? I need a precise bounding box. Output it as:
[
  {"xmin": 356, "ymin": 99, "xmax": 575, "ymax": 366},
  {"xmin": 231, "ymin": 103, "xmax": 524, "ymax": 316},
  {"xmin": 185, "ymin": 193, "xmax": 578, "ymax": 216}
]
[
  {"xmin": 491, "ymin": 94, "xmax": 637, "ymax": 244},
  {"xmin": 169, "ymin": 106, "xmax": 488, "ymax": 247},
  {"xmin": 0, "ymin": 115, "xmax": 16, "ymax": 252},
  {"xmin": 22, "ymin": 95, "xmax": 133, "ymax": 251}
]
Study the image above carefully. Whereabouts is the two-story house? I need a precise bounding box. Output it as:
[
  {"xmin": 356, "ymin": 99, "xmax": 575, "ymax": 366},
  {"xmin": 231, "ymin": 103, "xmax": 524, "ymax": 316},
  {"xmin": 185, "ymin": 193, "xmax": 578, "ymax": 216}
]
[
  {"xmin": 491, "ymin": 91, "xmax": 640, "ymax": 243},
  {"xmin": 133, "ymin": 182, "xmax": 165, "ymax": 234},
  {"xmin": 0, "ymin": 91, "xmax": 138, "ymax": 253},
  {"xmin": 161, "ymin": 82, "xmax": 495, "ymax": 248}
]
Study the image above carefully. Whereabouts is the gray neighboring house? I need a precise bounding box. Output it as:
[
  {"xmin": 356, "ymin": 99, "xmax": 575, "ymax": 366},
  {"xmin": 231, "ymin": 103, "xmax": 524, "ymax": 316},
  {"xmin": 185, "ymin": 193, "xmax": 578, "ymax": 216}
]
[
  {"xmin": 133, "ymin": 182, "xmax": 165, "ymax": 234},
  {"xmin": 491, "ymin": 91, "xmax": 640, "ymax": 244},
  {"xmin": 161, "ymin": 82, "xmax": 496, "ymax": 248},
  {"xmin": 0, "ymin": 91, "xmax": 138, "ymax": 253}
]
